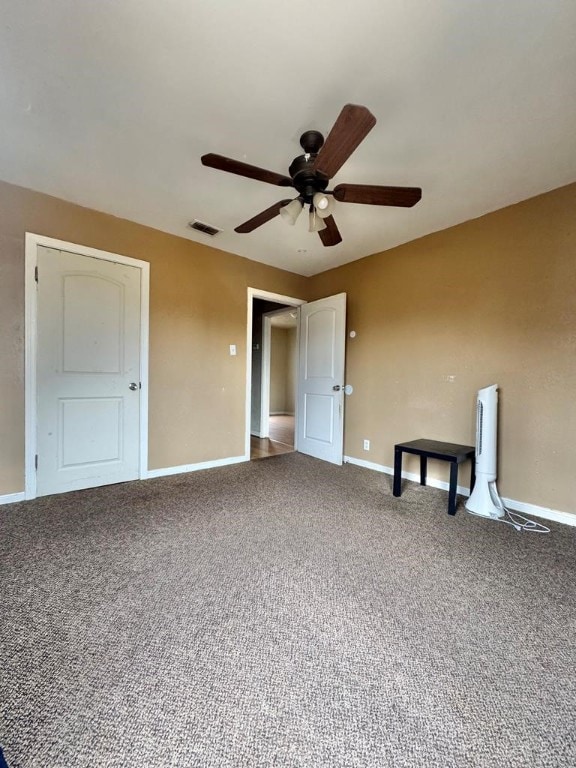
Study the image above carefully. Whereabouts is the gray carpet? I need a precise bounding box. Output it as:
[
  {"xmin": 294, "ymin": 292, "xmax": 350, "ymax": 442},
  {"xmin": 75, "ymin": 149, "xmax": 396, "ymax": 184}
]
[{"xmin": 1, "ymin": 453, "xmax": 575, "ymax": 767}]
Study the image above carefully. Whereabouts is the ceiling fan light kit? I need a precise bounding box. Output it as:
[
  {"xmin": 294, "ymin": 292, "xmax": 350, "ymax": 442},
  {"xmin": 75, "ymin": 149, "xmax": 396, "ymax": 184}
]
[
  {"xmin": 312, "ymin": 191, "xmax": 333, "ymax": 218},
  {"xmin": 279, "ymin": 198, "xmax": 303, "ymax": 225},
  {"xmin": 201, "ymin": 104, "xmax": 422, "ymax": 247},
  {"xmin": 308, "ymin": 207, "xmax": 327, "ymax": 233}
]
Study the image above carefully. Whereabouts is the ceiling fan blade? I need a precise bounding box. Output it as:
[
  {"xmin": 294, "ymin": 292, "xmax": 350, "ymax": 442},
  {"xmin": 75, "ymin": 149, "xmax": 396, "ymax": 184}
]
[
  {"xmin": 234, "ymin": 200, "xmax": 293, "ymax": 233},
  {"xmin": 333, "ymin": 183, "xmax": 422, "ymax": 207},
  {"xmin": 201, "ymin": 154, "xmax": 293, "ymax": 187},
  {"xmin": 312, "ymin": 104, "xmax": 376, "ymax": 179},
  {"xmin": 318, "ymin": 215, "xmax": 342, "ymax": 247}
]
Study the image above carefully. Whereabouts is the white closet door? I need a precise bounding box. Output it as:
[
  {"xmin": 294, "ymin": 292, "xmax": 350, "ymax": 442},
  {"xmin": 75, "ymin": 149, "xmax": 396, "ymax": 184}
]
[{"xmin": 36, "ymin": 246, "xmax": 142, "ymax": 496}]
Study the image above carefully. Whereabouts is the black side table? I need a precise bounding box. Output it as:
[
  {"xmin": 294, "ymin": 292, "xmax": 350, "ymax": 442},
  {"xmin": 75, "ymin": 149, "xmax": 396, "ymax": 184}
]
[{"xmin": 393, "ymin": 439, "xmax": 476, "ymax": 516}]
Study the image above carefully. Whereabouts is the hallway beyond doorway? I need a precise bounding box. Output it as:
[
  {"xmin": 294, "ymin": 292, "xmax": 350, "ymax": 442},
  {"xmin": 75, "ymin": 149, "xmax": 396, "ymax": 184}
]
[{"xmin": 250, "ymin": 415, "xmax": 295, "ymax": 460}]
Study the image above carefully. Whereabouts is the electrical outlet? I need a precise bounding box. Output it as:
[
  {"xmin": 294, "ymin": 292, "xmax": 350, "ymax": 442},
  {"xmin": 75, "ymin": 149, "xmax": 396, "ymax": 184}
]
[{"xmin": 363, "ymin": 439, "xmax": 370, "ymax": 451}]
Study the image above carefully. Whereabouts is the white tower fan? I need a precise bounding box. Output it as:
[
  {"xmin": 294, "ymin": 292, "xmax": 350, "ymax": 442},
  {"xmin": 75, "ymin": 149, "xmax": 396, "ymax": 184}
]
[{"xmin": 465, "ymin": 384, "xmax": 505, "ymax": 519}]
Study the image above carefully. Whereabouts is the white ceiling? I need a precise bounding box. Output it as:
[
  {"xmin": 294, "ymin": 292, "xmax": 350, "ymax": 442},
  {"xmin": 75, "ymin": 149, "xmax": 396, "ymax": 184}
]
[{"xmin": 1, "ymin": 1, "xmax": 575, "ymax": 276}]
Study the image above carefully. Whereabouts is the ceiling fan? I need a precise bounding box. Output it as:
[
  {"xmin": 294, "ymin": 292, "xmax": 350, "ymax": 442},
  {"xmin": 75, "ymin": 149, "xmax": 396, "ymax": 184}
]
[{"xmin": 201, "ymin": 104, "xmax": 422, "ymax": 247}]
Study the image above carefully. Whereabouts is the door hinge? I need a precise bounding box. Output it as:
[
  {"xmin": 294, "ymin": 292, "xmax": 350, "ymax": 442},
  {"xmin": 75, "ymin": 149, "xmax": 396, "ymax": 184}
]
[
  {"xmin": 34, "ymin": 266, "xmax": 39, "ymax": 283},
  {"xmin": 35, "ymin": 454, "xmax": 38, "ymax": 470}
]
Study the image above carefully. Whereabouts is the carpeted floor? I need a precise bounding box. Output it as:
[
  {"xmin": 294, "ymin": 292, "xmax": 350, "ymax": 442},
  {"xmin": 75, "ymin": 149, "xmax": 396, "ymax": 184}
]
[{"xmin": 1, "ymin": 453, "xmax": 575, "ymax": 767}]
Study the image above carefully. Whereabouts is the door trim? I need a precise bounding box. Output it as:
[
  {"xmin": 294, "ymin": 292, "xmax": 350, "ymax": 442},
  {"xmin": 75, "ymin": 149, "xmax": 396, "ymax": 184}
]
[
  {"xmin": 245, "ymin": 288, "xmax": 305, "ymax": 460},
  {"xmin": 24, "ymin": 233, "xmax": 150, "ymax": 499}
]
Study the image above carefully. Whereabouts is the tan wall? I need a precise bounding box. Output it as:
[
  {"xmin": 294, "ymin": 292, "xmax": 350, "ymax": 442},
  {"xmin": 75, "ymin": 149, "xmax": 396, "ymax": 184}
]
[
  {"xmin": 0, "ymin": 180, "xmax": 309, "ymax": 494},
  {"xmin": 1, "ymin": 178, "xmax": 575, "ymax": 515},
  {"xmin": 270, "ymin": 327, "xmax": 289, "ymax": 414},
  {"xmin": 269, "ymin": 326, "xmax": 297, "ymax": 415},
  {"xmin": 286, "ymin": 327, "xmax": 297, "ymax": 415},
  {"xmin": 309, "ymin": 183, "xmax": 576, "ymax": 514}
]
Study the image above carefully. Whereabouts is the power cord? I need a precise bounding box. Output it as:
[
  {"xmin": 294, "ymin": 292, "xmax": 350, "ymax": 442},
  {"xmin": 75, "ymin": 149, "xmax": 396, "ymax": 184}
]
[
  {"xmin": 498, "ymin": 508, "xmax": 550, "ymax": 534},
  {"xmin": 467, "ymin": 481, "xmax": 550, "ymax": 533}
]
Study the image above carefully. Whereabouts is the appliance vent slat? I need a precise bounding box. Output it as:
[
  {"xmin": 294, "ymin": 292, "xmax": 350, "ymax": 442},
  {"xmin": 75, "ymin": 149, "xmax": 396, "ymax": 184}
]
[
  {"xmin": 188, "ymin": 220, "xmax": 221, "ymax": 236},
  {"xmin": 477, "ymin": 400, "xmax": 484, "ymax": 455}
]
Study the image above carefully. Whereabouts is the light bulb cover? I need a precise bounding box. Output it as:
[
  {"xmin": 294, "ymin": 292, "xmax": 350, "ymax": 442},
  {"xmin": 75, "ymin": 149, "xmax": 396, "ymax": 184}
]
[
  {"xmin": 308, "ymin": 208, "xmax": 327, "ymax": 232},
  {"xmin": 279, "ymin": 198, "xmax": 303, "ymax": 225},
  {"xmin": 312, "ymin": 192, "xmax": 334, "ymax": 219}
]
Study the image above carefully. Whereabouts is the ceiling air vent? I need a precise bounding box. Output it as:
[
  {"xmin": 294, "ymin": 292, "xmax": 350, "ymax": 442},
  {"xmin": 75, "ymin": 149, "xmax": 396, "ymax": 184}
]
[{"xmin": 188, "ymin": 220, "xmax": 221, "ymax": 236}]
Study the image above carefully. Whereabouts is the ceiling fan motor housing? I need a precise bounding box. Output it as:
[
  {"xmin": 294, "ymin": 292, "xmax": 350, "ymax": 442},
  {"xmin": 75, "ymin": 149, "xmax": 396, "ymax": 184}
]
[
  {"xmin": 300, "ymin": 130, "xmax": 324, "ymax": 154},
  {"xmin": 289, "ymin": 131, "xmax": 329, "ymax": 202}
]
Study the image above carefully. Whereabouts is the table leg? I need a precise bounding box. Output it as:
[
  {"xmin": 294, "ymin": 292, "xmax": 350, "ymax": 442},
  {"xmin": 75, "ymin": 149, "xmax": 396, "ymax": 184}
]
[
  {"xmin": 448, "ymin": 462, "xmax": 459, "ymax": 515},
  {"xmin": 469, "ymin": 455, "xmax": 476, "ymax": 493},
  {"xmin": 420, "ymin": 456, "xmax": 427, "ymax": 486},
  {"xmin": 393, "ymin": 447, "xmax": 402, "ymax": 497}
]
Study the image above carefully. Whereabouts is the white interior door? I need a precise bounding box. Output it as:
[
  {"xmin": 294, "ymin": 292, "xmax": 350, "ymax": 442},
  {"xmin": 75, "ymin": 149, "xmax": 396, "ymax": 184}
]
[
  {"xmin": 36, "ymin": 246, "xmax": 142, "ymax": 496},
  {"xmin": 297, "ymin": 293, "xmax": 346, "ymax": 465}
]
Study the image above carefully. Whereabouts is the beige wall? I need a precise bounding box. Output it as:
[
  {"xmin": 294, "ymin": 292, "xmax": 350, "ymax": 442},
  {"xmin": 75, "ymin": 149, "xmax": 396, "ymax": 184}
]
[
  {"xmin": 0, "ymin": 180, "xmax": 309, "ymax": 494},
  {"xmin": 270, "ymin": 327, "xmax": 288, "ymax": 414},
  {"xmin": 309, "ymin": 183, "xmax": 576, "ymax": 513},
  {"xmin": 269, "ymin": 327, "xmax": 296, "ymax": 415},
  {"xmin": 286, "ymin": 327, "xmax": 297, "ymax": 415},
  {"xmin": 1, "ymin": 178, "xmax": 575, "ymax": 515}
]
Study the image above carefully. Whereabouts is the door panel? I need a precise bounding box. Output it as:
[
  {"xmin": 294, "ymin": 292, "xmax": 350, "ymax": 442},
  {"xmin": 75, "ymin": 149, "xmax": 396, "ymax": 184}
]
[
  {"xmin": 305, "ymin": 309, "xmax": 336, "ymax": 378},
  {"xmin": 297, "ymin": 293, "xmax": 346, "ymax": 465},
  {"xmin": 303, "ymin": 394, "xmax": 334, "ymax": 442},
  {"xmin": 59, "ymin": 398, "xmax": 123, "ymax": 466},
  {"xmin": 62, "ymin": 274, "xmax": 123, "ymax": 373},
  {"xmin": 36, "ymin": 246, "xmax": 141, "ymax": 496}
]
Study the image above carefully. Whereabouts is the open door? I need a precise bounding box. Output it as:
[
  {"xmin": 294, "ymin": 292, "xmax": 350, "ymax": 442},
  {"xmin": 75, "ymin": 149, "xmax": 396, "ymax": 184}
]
[{"xmin": 296, "ymin": 293, "xmax": 346, "ymax": 465}]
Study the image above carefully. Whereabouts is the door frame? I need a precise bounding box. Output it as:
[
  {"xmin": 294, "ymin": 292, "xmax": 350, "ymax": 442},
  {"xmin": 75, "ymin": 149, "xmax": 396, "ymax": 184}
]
[
  {"xmin": 260, "ymin": 307, "xmax": 298, "ymax": 439},
  {"xmin": 24, "ymin": 233, "xmax": 150, "ymax": 499},
  {"xmin": 245, "ymin": 288, "xmax": 305, "ymax": 459}
]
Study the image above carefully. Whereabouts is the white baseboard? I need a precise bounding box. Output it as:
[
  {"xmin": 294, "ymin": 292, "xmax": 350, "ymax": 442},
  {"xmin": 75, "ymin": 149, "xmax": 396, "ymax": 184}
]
[
  {"xmin": 344, "ymin": 455, "xmax": 576, "ymax": 528},
  {"xmin": 0, "ymin": 457, "xmax": 248, "ymax": 503},
  {"xmin": 146, "ymin": 454, "xmax": 247, "ymax": 479},
  {"xmin": 0, "ymin": 491, "xmax": 26, "ymax": 506},
  {"xmin": 5, "ymin": 455, "xmax": 572, "ymax": 528},
  {"xmin": 497, "ymin": 496, "xmax": 576, "ymax": 528}
]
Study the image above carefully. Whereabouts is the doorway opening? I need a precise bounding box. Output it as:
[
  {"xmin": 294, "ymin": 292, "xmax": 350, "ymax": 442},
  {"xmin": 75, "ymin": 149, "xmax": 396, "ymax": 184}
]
[
  {"xmin": 245, "ymin": 288, "xmax": 347, "ymax": 466},
  {"xmin": 251, "ymin": 306, "xmax": 298, "ymax": 459},
  {"xmin": 246, "ymin": 289, "xmax": 304, "ymax": 461}
]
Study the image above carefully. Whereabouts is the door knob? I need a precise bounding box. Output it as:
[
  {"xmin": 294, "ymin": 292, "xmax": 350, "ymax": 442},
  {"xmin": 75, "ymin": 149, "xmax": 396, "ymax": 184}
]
[
  {"xmin": 129, "ymin": 382, "xmax": 139, "ymax": 391},
  {"xmin": 333, "ymin": 384, "xmax": 353, "ymax": 394}
]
